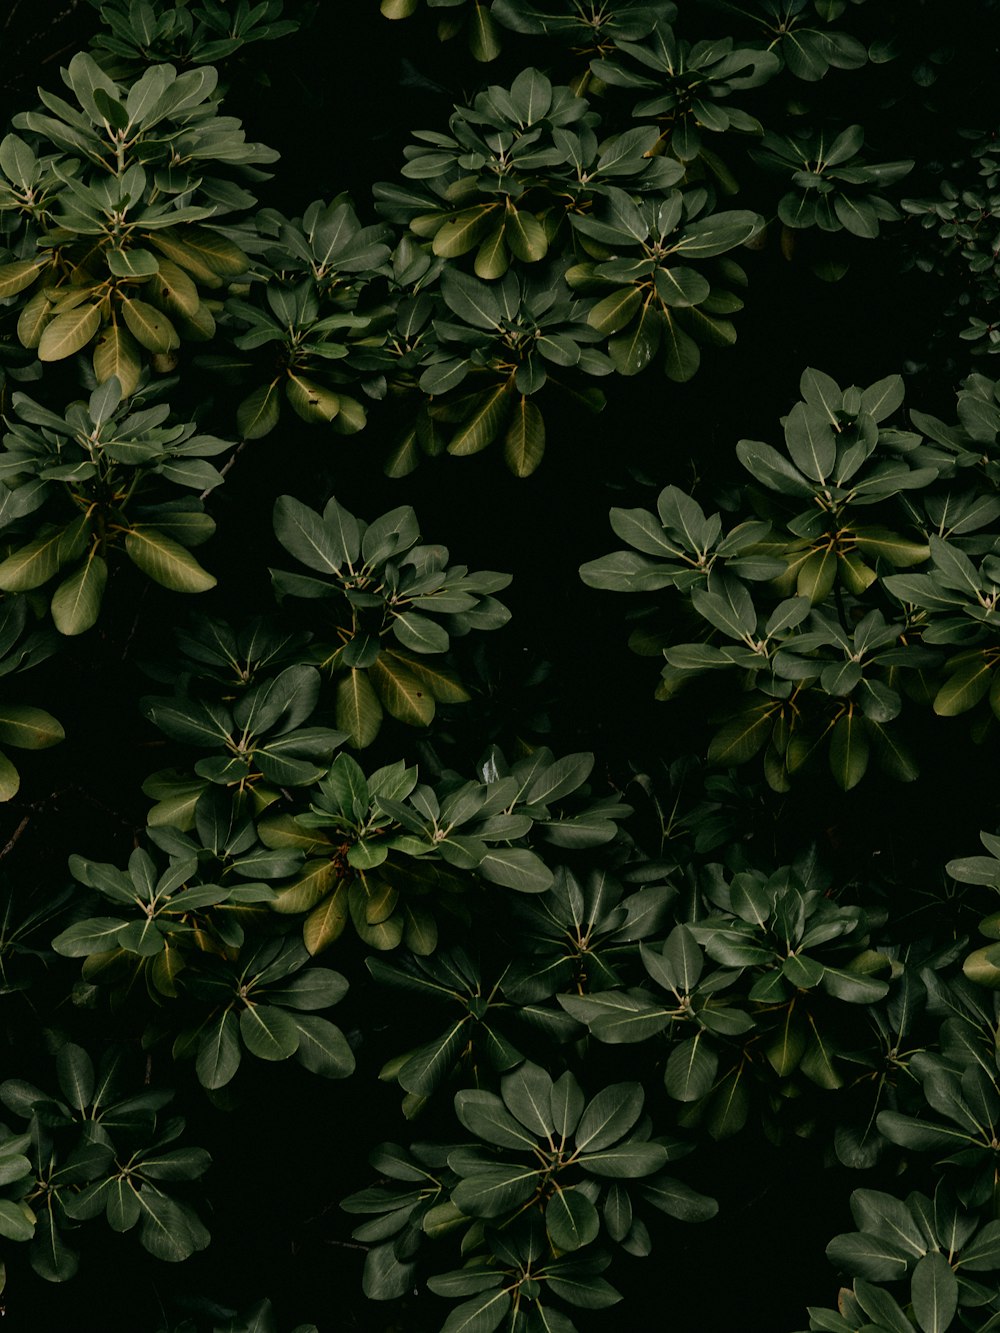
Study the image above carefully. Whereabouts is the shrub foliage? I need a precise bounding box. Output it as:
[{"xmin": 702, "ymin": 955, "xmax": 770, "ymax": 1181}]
[{"xmin": 1, "ymin": 1, "xmax": 999, "ymax": 1330}]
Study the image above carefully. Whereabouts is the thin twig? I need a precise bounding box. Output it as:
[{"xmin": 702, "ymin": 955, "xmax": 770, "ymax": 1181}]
[
  {"xmin": 0, "ymin": 814, "xmax": 30, "ymax": 862},
  {"xmin": 202, "ymin": 438, "xmax": 249, "ymax": 500}
]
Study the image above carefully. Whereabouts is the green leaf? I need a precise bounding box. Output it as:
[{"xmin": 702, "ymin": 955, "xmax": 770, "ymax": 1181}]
[
  {"xmin": 135, "ymin": 1191, "xmax": 208, "ymax": 1263},
  {"xmin": 239, "ymin": 1003, "xmax": 300, "ymax": 1061},
  {"xmin": 477, "ymin": 848, "xmax": 552, "ymax": 892},
  {"xmin": 736, "ymin": 440, "xmax": 814, "ymax": 497},
  {"xmin": 51, "ymin": 916, "xmax": 127, "ymax": 956},
  {"xmin": 0, "ymin": 705, "xmax": 63, "ymax": 750},
  {"xmin": 37, "ymin": 303, "xmax": 102, "ymax": 362},
  {"xmin": 503, "ymin": 396, "xmax": 545, "ymax": 476},
  {"xmin": 370, "ymin": 653, "xmax": 435, "ymax": 727},
  {"xmin": 576, "ymin": 1083, "xmax": 643, "ymax": 1151},
  {"xmin": 120, "ymin": 297, "xmax": 179, "ymax": 353},
  {"xmin": 911, "ymin": 1252, "xmax": 958, "ymax": 1333},
  {"xmin": 468, "ymin": 2, "xmax": 502, "ymax": 62},
  {"xmin": 641, "ymin": 1176, "xmax": 718, "ymax": 1223},
  {"xmin": 609, "ymin": 303, "xmax": 661, "ymax": 376},
  {"xmin": 440, "ymin": 1289, "xmax": 512, "ymax": 1333},
  {"xmin": 304, "ymin": 884, "xmax": 350, "ymax": 955},
  {"xmin": 274, "ymin": 495, "xmax": 350, "ymax": 575},
  {"xmin": 393, "ymin": 611, "xmax": 449, "ymax": 654},
  {"xmin": 826, "ymin": 1231, "xmax": 912, "ymax": 1282},
  {"xmin": 433, "ymin": 205, "xmax": 501, "ymax": 258},
  {"xmin": 196, "ymin": 1010, "xmax": 241, "ymax": 1089},
  {"xmin": 829, "ymin": 712, "xmax": 869, "ymax": 790},
  {"xmin": 854, "ymin": 1279, "xmax": 914, "ymax": 1333},
  {"xmin": 707, "ymin": 704, "xmax": 775, "ymax": 765},
  {"xmin": 785, "ymin": 402, "xmax": 837, "ymax": 482},
  {"xmin": 501, "ymin": 1062, "xmax": 554, "ymax": 1136},
  {"xmin": 475, "ymin": 225, "xmax": 509, "ymax": 280},
  {"xmin": 0, "ymin": 1199, "xmax": 34, "ymax": 1241},
  {"xmin": 455, "ymin": 1089, "xmax": 539, "ymax": 1149},
  {"xmin": 674, "ymin": 211, "xmax": 761, "ymax": 258},
  {"xmin": 0, "ymin": 258, "xmax": 46, "ymax": 300},
  {"xmin": 237, "ymin": 380, "xmax": 282, "ymax": 439},
  {"xmin": 335, "ymin": 669, "xmax": 383, "ymax": 748},
  {"xmin": 55, "ymin": 1043, "xmax": 94, "ymax": 1112},
  {"xmin": 654, "ymin": 266, "xmax": 711, "ymax": 308},
  {"xmin": 588, "ymin": 288, "xmax": 642, "ymax": 335},
  {"xmin": 51, "ymin": 553, "xmax": 107, "ymax": 636},
  {"xmin": 448, "ymin": 382, "xmax": 512, "ymax": 456},
  {"xmin": 662, "ymin": 311, "xmax": 701, "ymax": 381},
  {"xmin": 0, "ymin": 528, "xmax": 69, "ymax": 592},
  {"xmin": 290, "ymin": 1014, "xmax": 355, "ymax": 1078},
  {"xmin": 546, "ymin": 1189, "xmax": 599, "ymax": 1252},
  {"xmin": 441, "ymin": 270, "xmax": 503, "ymax": 331},
  {"xmin": 577, "ymin": 1142, "xmax": 668, "ymax": 1178},
  {"xmin": 450, "ymin": 1161, "xmax": 539, "ymax": 1217},
  {"xmin": 664, "ymin": 1034, "xmax": 717, "ymax": 1102},
  {"xmin": 126, "ymin": 528, "xmax": 216, "ymax": 592},
  {"xmin": 934, "ymin": 657, "xmax": 993, "ymax": 717},
  {"xmin": 504, "ymin": 206, "xmax": 548, "ymax": 262}
]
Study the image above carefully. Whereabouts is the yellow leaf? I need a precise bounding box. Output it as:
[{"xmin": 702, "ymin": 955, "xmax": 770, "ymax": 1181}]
[
  {"xmin": 37, "ymin": 303, "xmax": 102, "ymax": 362},
  {"xmin": 93, "ymin": 322, "xmax": 142, "ymax": 396},
  {"xmin": 303, "ymin": 883, "xmax": 349, "ymax": 955},
  {"xmin": 370, "ymin": 652, "xmax": 436, "ymax": 727}
]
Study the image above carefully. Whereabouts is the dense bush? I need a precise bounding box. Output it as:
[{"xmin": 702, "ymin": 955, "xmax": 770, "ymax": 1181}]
[{"xmin": 1, "ymin": 1, "xmax": 1000, "ymax": 1330}]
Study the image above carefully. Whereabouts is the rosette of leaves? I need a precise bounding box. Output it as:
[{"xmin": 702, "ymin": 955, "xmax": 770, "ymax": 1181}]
[
  {"xmin": 444, "ymin": 1063, "xmax": 714, "ymax": 1255},
  {"xmin": 171, "ymin": 934, "xmax": 355, "ymax": 1090},
  {"xmin": 0, "ymin": 54, "xmax": 269, "ymax": 387},
  {"xmin": 566, "ymin": 186, "xmax": 761, "ymax": 379},
  {"xmin": 267, "ymin": 745, "xmax": 630, "ymax": 956},
  {"xmin": 883, "ymin": 538, "xmax": 1000, "ymax": 725},
  {"xmin": 425, "ymin": 1220, "xmax": 625, "ymax": 1333},
  {"xmin": 492, "ymin": 1, "xmax": 678, "ymax": 97},
  {"xmin": 662, "ymin": 590, "xmax": 924, "ymax": 791},
  {"xmin": 369, "ymin": 947, "xmax": 581, "ymax": 1110},
  {"xmin": 143, "ymin": 613, "xmax": 313, "ymax": 694},
  {"xmin": 561, "ymin": 864, "xmax": 888, "ymax": 1137},
  {"xmin": 0, "ymin": 595, "xmax": 63, "ymax": 800},
  {"xmin": 341, "ymin": 1140, "xmax": 465, "ymax": 1302},
  {"xmin": 222, "ymin": 196, "xmax": 394, "ymax": 439},
  {"xmin": 727, "ymin": 0, "xmax": 868, "ymax": 82},
  {"xmin": 264, "ymin": 752, "xmax": 456, "ymax": 956},
  {"xmin": 0, "ymin": 377, "xmax": 227, "ymax": 634},
  {"xmin": 0, "ymin": 1042, "xmax": 210, "ymax": 1279},
  {"xmin": 876, "ymin": 1037, "xmax": 1000, "ymax": 1208},
  {"xmin": 901, "ymin": 129, "xmax": 1000, "ymax": 358},
  {"xmin": 733, "ymin": 369, "xmax": 942, "ymax": 591},
  {"xmin": 148, "ymin": 786, "xmax": 305, "ymax": 882},
  {"xmin": 345, "ymin": 1066, "xmax": 714, "ymax": 1321},
  {"xmin": 140, "ymin": 661, "xmax": 345, "ymax": 819},
  {"xmin": 51, "ymin": 834, "xmax": 282, "ymax": 1000},
  {"xmin": 502, "ymin": 863, "xmax": 676, "ymax": 1002},
  {"xmin": 379, "ymin": 0, "xmax": 503, "ymax": 63},
  {"xmin": 814, "ymin": 1186, "xmax": 1000, "ymax": 1333},
  {"xmin": 590, "ymin": 18, "xmax": 779, "ymax": 164},
  {"xmin": 751, "ymin": 124, "xmax": 913, "ymax": 249},
  {"xmin": 874, "ymin": 975, "xmax": 1000, "ymax": 1183},
  {"xmin": 400, "ymin": 267, "xmax": 612, "ymax": 476},
  {"xmin": 88, "ymin": 0, "xmax": 300, "ymax": 75},
  {"xmin": 270, "ymin": 492, "xmax": 511, "ymax": 743},
  {"xmin": 579, "ymin": 480, "xmax": 786, "ymax": 597},
  {"xmin": 373, "ymin": 68, "xmax": 681, "ymax": 283},
  {"xmin": 582, "ymin": 370, "xmax": 963, "ymax": 787}
]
